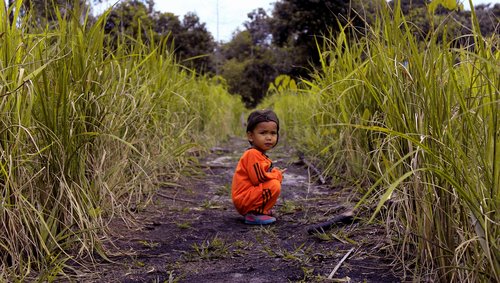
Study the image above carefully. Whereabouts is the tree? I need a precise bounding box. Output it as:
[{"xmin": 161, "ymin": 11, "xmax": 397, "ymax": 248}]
[
  {"xmin": 220, "ymin": 29, "xmax": 254, "ymax": 61},
  {"xmin": 220, "ymin": 30, "xmax": 279, "ymax": 107},
  {"xmin": 270, "ymin": 0, "xmax": 360, "ymax": 78},
  {"xmin": 153, "ymin": 11, "xmax": 182, "ymax": 36},
  {"xmin": 386, "ymin": 0, "xmax": 500, "ymax": 44},
  {"xmin": 103, "ymin": 2, "xmax": 216, "ymax": 74},
  {"xmin": 244, "ymin": 8, "xmax": 272, "ymax": 46},
  {"xmin": 6, "ymin": 0, "xmax": 91, "ymax": 26},
  {"xmin": 219, "ymin": 1, "xmax": 362, "ymax": 107},
  {"xmin": 104, "ymin": 0, "xmax": 153, "ymax": 45},
  {"xmin": 474, "ymin": 4, "xmax": 500, "ymax": 37},
  {"xmin": 174, "ymin": 12, "xmax": 216, "ymax": 74}
]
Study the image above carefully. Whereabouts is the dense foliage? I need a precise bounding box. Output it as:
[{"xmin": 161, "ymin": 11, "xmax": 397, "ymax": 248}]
[
  {"xmin": 8, "ymin": 0, "xmax": 499, "ymax": 107},
  {"xmin": 261, "ymin": 1, "xmax": 499, "ymax": 281},
  {"xmin": 220, "ymin": 0, "xmax": 499, "ymax": 107},
  {"xmin": 0, "ymin": 0, "xmax": 243, "ymax": 280},
  {"xmin": 221, "ymin": 0, "xmax": 358, "ymax": 107},
  {"xmin": 103, "ymin": 0, "xmax": 215, "ymax": 74}
]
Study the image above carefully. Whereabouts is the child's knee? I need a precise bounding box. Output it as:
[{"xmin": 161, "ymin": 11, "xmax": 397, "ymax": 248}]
[{"xmin": 269, "ymin": 179, "xmax": 281, "ymax": 194}]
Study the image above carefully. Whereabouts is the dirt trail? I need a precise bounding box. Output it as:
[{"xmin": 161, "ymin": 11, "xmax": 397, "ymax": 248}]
[{"xmin": 84, "ymin": 137, "xmax": 400, "ymax": 282}]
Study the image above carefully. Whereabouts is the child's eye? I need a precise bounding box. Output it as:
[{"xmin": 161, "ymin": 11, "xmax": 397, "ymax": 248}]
[{"xmin": 258, "ymin": 131, "xmax": 277, "ymax": 135}]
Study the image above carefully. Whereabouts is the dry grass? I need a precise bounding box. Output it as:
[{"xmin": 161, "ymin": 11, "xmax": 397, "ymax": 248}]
[
  {"xmin": 261, "ymin": 1, "xmax": 499, "ymax": 281},
  {"xmin": 0, "ymin": 0, "xmax": 244, "ymax": 280}
]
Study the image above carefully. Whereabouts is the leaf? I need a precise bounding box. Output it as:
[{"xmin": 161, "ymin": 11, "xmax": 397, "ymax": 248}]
[
  {"xmin": 441, "ymin": 0, "xmax": 458, "ymax": 10},
  {"xmin": 88, "ymin": 207, "xmax": 102, "ymax": 218},
  {"xmin": 369, "ymin": 170, "xmax": 415, "ymax": 222},
  {"xmin": 361, "ymin": 108, "xmax": 371, "ymax": 125},
  {"xmin": 428, "ymin": 0, "xmax": 458, "ymax": 13}
]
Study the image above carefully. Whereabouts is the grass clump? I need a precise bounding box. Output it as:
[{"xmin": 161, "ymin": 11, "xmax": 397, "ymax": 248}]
[
  {"xmin": 0, "ymin": 0, "xmax": 244, "ymax": 280},
  {"xmin": 261, "ymin": 1, "xmax": 499, "ymax": 281},
  {"xmin": 187, "ymin": 235, "xmax": 231, "ymax": 261}
]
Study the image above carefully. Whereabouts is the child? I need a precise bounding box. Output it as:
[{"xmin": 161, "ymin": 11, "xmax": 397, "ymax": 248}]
[{"xmin": 231, "ymin": 109, "xmax": 285, "ymax": 225}]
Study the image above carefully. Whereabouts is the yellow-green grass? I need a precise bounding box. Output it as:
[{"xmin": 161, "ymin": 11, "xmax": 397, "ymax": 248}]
[
  {"xmin": 0, "ymin": 0, "xmax": 244, "ymax": 280},
  {"xmin": 261, "ymin": 1, "xmax": 498, "ymax": 281}
]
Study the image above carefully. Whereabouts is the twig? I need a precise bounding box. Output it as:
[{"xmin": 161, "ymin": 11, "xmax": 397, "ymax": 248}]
[
  {"xmin": 299, "ymin": 155, "xmax": 325, "ymax": 184},
  {"xmin": 157, "ymin": 192, "xmax": 197, "ymax": 204},
  {"xmin": 328, "ymin": 248, "xmax": 355, "ymax": 279}
]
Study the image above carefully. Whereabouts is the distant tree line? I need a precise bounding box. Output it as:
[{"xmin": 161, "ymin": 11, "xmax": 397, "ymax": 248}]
[
  {"xmin": 7, "ymin": 0, "xmax": 499, "ymax": 107},
  {"xmin": 222, "ymin": 0, "xmax": 499, "ymax": 107}
]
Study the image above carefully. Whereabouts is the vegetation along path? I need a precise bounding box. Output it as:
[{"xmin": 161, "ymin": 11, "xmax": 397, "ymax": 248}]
[{"xmin": 85, "ymin": 137, "xmax": 400, "ymax": 282}]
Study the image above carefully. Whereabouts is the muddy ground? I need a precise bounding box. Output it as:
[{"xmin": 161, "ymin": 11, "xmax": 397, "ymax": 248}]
[{"xmin": 80, "ymin": 137, "xmax": 401, "ymax": 282}]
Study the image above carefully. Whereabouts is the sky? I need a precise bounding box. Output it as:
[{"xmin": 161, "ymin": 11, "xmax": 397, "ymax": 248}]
[
  {"xmin": 155, "ymin": 0, "xmax": 276, "ymax": 42},
  {"xmin": 95, "ymin": 0, "xmax": 499, "ymax": 42}
]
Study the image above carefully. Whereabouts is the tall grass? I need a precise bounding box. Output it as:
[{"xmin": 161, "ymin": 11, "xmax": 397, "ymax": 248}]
[
  {"xmin": 0, "ymin": 0, "xmax": 244, "ymax": 280},
  {"xmin": 262, "ymin": 1, "xmax": 499, "ymax": 281}
]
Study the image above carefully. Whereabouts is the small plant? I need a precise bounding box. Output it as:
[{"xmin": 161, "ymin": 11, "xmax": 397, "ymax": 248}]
[
  {"xmin": 231, "ymin": 240, "xmax": 254, "ymax": 256},
  {"xmin": 313, "ymin": 229, "xmax": 357, "ymax": 245},
  {"xmin": 187, "ymin": 235, "xmax": 231, "ymax": 261},
  {"xmin": 278, "ymin": 200, "xmax": 300, "ymax": 214},
  {"xmin": 175, "ymin": 222, "xmax": 191, "ymax": 229},
  {"xmin": 296, "ymin": 267, "xmax": 319, "ymax": 283},
  {"xmin": 135, "ymin": 261, "xmax": 145, "ymax": 267},
  {"xmin": 254, "ymin": 224, "xmax": 278, "ymax": 238},
  {"xmin": 200, "ymin": 200, "xmax": 224, "ymax": 209},
  {"xmin": 313, "ymin": 231, "xmax": 333, "ymax": 242},
  {"xmin": 166, "ymin": 271, "xmax": 179, "ymax": 283},
  {"xmin": 214, "ymin": 184, "xmax": 231, "ymax": 196},
  {"xmin": 270, "ymin": 243, "xmax": 314, "ymax": 266}
]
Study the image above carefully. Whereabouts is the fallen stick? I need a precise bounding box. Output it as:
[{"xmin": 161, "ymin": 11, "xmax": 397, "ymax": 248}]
[
  {"xmin": 306, "ymin": 210, "xmax": 354, "ymax": 234},
  {"xmin": 328, "ymin": 247, "xmax": 355, "ymax": 279},
  {"xmin": 299, "ymin": 155, "xmax": 326, "ymax": 184}
]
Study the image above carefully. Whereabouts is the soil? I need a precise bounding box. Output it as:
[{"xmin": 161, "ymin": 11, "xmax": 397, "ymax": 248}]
[{"xmin": 79, "ymin": 137, "xmax": 401, "ymax": 283}]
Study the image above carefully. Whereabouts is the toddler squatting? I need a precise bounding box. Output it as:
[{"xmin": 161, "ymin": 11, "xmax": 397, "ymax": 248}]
[{"xmin": 231, "ymin": 109, "xmax": 285, "ymax": 225}]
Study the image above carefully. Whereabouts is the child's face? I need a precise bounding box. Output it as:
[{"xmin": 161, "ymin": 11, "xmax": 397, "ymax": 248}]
[{"xmin": 247, "ymin": 121, "xmax": 278, "ymax": 152}]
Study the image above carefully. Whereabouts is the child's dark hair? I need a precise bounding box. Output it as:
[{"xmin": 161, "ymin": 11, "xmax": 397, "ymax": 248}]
[{"xmin": 246, "ymin": 109, "xmax": 280, "ymax": 145}]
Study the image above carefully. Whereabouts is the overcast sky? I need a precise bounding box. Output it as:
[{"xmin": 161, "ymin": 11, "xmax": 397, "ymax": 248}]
[
  {"xmin": 96, "ymin": 0, "xmax": 499, "ymax": 42},
  {"xmin": 155, "ymin": 0, "xmax": 275, "ymax": 42}
]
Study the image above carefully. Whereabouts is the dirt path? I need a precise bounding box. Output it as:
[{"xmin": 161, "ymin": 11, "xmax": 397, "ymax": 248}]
[{"xmin": 85, "ymin": 137, "xmax": 400, "ymax": 282}]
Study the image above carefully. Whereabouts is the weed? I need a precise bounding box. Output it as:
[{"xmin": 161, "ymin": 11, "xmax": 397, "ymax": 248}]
[
  {"xmin": 278, "ymin": 243, "xmax": 314, "ymax": 265},
  {"xmin": 175, "ymin": 222, "xmax": 191, "ymax": 229},
  {"xmin": 313, "ymin": 229, "xmax": 357, "ymax": 245},
  {"xmin": 214, "ymin": 184, "xmax": 231, "ymax": 197},
  {"xmin": 200, "ymin": 200, "xmax": 224, "ymax": 209},
  {"xmin": 231, "ymin": 240, "xmax": 254, "ymax": 256},
  {"xmin": 186, "ymin": 235, "xmax": 231, "ymax": 261},
  {"xmin": 254, "ymin": 225, "xmax": 278, "ymax": 238},
  {"xmin": 278, "ymin": 200, "xmax": 300, "ymax": 214}
]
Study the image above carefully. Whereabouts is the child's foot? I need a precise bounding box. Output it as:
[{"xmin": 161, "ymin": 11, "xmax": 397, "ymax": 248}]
[{"xmin": 244, "ymin": 213, "xmax": 276, "ymax": 225}]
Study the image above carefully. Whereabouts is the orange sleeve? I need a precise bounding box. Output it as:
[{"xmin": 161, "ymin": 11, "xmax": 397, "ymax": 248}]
[
  {"xmin": 243, "ymin": 149, "xmax": 282, "ymax": 185},
  {"xmin": 269, "ymin": 168, "xmax": 283, "ymax": 183}
]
